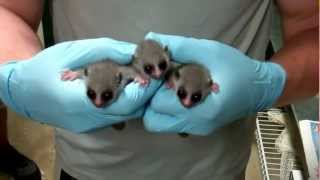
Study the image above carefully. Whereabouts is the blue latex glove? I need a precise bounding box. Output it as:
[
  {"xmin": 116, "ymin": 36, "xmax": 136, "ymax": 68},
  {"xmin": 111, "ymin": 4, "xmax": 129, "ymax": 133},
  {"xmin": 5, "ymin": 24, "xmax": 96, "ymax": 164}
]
[
  {"xmin": 143, "ymin": 32, "xmax": 287, "ymax": 136},
  {"xmin": 0, "ymin": 38, "xmax": 161, "ymax": 132}
]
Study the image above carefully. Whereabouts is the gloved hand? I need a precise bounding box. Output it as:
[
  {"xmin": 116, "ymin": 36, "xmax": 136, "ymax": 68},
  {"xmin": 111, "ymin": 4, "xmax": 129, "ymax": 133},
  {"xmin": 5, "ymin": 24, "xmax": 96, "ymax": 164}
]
[
  {"xmin": 143, "ymin": 32, "xmax": 287, "ymax": 136},
  {"xmin": 0, "ymin": 38, "xmax": 161, "ymax": 132}
]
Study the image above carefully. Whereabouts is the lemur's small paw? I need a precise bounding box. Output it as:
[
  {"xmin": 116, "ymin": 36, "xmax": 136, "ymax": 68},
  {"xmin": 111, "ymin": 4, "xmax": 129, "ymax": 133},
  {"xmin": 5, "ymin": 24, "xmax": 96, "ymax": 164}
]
[{"xmin": 61, "ymin": 70, "xmax": 80, "ymax": 81}]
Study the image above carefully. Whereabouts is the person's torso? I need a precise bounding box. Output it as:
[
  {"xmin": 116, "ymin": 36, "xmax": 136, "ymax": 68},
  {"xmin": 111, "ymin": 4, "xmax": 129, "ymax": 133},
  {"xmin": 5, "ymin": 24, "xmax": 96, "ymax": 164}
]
[{"xmin": 51, "ymin": 0, "xmax": 272, "ymax": 179}]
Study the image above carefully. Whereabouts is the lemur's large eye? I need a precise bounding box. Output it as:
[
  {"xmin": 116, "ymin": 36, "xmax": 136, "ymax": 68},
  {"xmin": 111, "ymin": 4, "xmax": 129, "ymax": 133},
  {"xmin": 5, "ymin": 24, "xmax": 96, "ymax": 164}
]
[
  {"xmin": 86, "ymin": 88, "xmax": 96, "ymax": 100},
  {"xmin": 158, "ymin": 60, "xmax": 167, "ymax": 71},
  {"xmin": 102, "ymin": 90, "xmax": 113, "ymax": 102},
  {"xmin": 177, "ymin": 87, "xmax": 187, "ymax": 100},
  {"xmin": 191, "ymin": 92, "xmax": 202, "ymax": 103},
  {"xmin": 144, "ymin": 64, "xmax": 154, "ymax": 75}
]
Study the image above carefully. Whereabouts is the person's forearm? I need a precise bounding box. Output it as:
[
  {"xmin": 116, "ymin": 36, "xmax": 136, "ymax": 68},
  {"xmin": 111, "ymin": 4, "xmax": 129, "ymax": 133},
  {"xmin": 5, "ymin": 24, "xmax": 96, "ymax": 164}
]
[
  {"xmin": 272, "ymin": 27, "xmax": 318, "ymax": 106},
  {"xmin": 0, "ymin": 6, "xmax": 42, "ymax": 63}
]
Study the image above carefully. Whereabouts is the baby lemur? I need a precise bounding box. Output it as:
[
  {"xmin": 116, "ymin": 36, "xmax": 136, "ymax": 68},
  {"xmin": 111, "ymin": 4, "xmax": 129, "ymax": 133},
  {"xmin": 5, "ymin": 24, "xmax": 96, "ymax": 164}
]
[
  {"xmin": 61, "ymin": 60, "xmax": 147, "ymax": 131},
  {"xmin": 131, "ymin": 39, "xmax": 171, "ymax": 81},
  {"xmin": 166, "ymin": 63, "xmax": 219, "ymax": 137},
  {"xmin": 166, "ymin": 63, "xmax": 219, "ymax": 108}
]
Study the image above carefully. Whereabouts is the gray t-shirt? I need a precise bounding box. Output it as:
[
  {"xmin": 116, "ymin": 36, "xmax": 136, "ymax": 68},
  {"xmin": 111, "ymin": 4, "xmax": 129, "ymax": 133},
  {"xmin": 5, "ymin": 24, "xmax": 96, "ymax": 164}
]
[{"xmin": 51, "ymin": 0, "xmax": 273, "ymax": 179}]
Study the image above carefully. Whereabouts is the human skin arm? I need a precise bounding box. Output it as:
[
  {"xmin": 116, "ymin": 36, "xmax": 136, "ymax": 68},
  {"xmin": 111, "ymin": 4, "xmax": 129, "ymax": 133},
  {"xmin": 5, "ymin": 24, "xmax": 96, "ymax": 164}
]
[
  {"xmin": 0, "ymin": 0, "xmax": 43, "ymax": 62},
  {"xmin": 0, "ymin": 0, "xmax": 43, "ymax": 145},
  {"xmin": 273, "ymin": 0, "xmax": 318, "ymax": 106}
]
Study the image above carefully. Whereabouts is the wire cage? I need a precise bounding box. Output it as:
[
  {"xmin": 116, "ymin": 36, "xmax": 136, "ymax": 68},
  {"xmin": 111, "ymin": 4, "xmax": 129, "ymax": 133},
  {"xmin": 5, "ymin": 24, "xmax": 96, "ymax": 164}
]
[{"xmin": 255, "ymin": 108, "xmax": 306, "ymax": 180}]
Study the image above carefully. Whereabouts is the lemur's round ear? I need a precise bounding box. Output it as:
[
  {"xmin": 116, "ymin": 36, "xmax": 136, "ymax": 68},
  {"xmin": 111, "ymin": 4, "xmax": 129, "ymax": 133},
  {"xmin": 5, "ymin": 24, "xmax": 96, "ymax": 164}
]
[
  {"xmin": 116, "ymin": 72, "xmax": 123, "ymax": 85},
  {"xmin": 174, "ymin": 70, "xmax": 180, "ymax": 78},
  {"xmin": 210, "ymin": 80, "xmax": 220, "ymax": 93},
  {"xmin": 164, "ymin": 45, "xmax": 169, "ymax": 52},
  {"xmin": 84, "ymin": 68, "xmax": 88, "ymax": 76}
]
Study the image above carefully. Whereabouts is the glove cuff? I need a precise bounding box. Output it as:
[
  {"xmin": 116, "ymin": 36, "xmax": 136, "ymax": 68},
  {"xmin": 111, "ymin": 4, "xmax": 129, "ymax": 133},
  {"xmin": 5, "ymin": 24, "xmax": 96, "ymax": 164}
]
[
  {"xmin": 255, "ymin": 61, "xmax": 287, "ymax": 111},
  {"xmin": 0, "ymin": 61, "xmax": 20, "ymax": 111}
]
